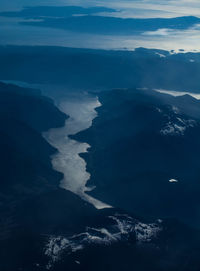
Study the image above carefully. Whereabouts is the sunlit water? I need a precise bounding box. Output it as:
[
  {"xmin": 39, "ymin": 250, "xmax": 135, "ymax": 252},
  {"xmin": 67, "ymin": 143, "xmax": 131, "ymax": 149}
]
[
  {"xmin": 1, "ymin": 80, "xmax": 111, "ymax": 209},
  {"xmin": 154, "ymin": 88, "xmax": 200, "ymax": 100},
  {"xmin": 43, "ymin": 93, "xmax": 112, "ymax": 209}
]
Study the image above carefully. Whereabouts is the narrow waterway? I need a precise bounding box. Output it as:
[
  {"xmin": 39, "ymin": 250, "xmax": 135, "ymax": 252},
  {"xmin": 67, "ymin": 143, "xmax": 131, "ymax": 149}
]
[
  {"xmin": 1, "ymin": 80, "xmax": 111, "ymax": 209},
  {"xmin": 43, "ymin": 92, "xmax": 112, "ymax": 209}
]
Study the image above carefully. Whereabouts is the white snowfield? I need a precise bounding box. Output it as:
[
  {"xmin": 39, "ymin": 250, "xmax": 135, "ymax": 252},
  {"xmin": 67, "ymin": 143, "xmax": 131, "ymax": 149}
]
[{"xmin": 44, "ymin": 214, "xmax": 162, "ymax": 270}]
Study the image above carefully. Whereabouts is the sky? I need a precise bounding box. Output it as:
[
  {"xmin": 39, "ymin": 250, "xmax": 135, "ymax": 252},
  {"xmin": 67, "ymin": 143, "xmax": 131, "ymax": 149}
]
[
  {"xmin": 0, "ymin": 0, "xmax": 200, "ymax": 17},
  {"xmin": 0, "ymin": 0, "xmax": 200, "ymax": 52}
]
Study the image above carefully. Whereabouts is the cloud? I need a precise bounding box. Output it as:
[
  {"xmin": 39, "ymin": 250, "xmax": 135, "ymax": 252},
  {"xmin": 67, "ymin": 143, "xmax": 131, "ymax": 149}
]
[
  {"xmin": 0, "ymin": 1, "xmax": 200, "ymax": 52},
  {"xmin": 1, "ymin": 0, "xmax": 200, "ymax": 18}
]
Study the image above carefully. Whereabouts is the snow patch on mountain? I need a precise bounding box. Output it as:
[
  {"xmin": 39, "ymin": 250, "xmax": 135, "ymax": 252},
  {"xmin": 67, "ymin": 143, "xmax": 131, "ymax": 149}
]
[{"xmin": 44, "ymin": 214, "xmax": 162, "ymax": 269}]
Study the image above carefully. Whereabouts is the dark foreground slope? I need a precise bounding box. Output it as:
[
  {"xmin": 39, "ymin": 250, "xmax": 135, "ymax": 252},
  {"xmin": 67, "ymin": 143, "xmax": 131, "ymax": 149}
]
[
  {"xmin": 75, "ymin": 88, "xmax": 200, "ymax": 228},
  {"xmin": 0, "ymin": 82, "xmax": 65, "ymax": 190}
]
